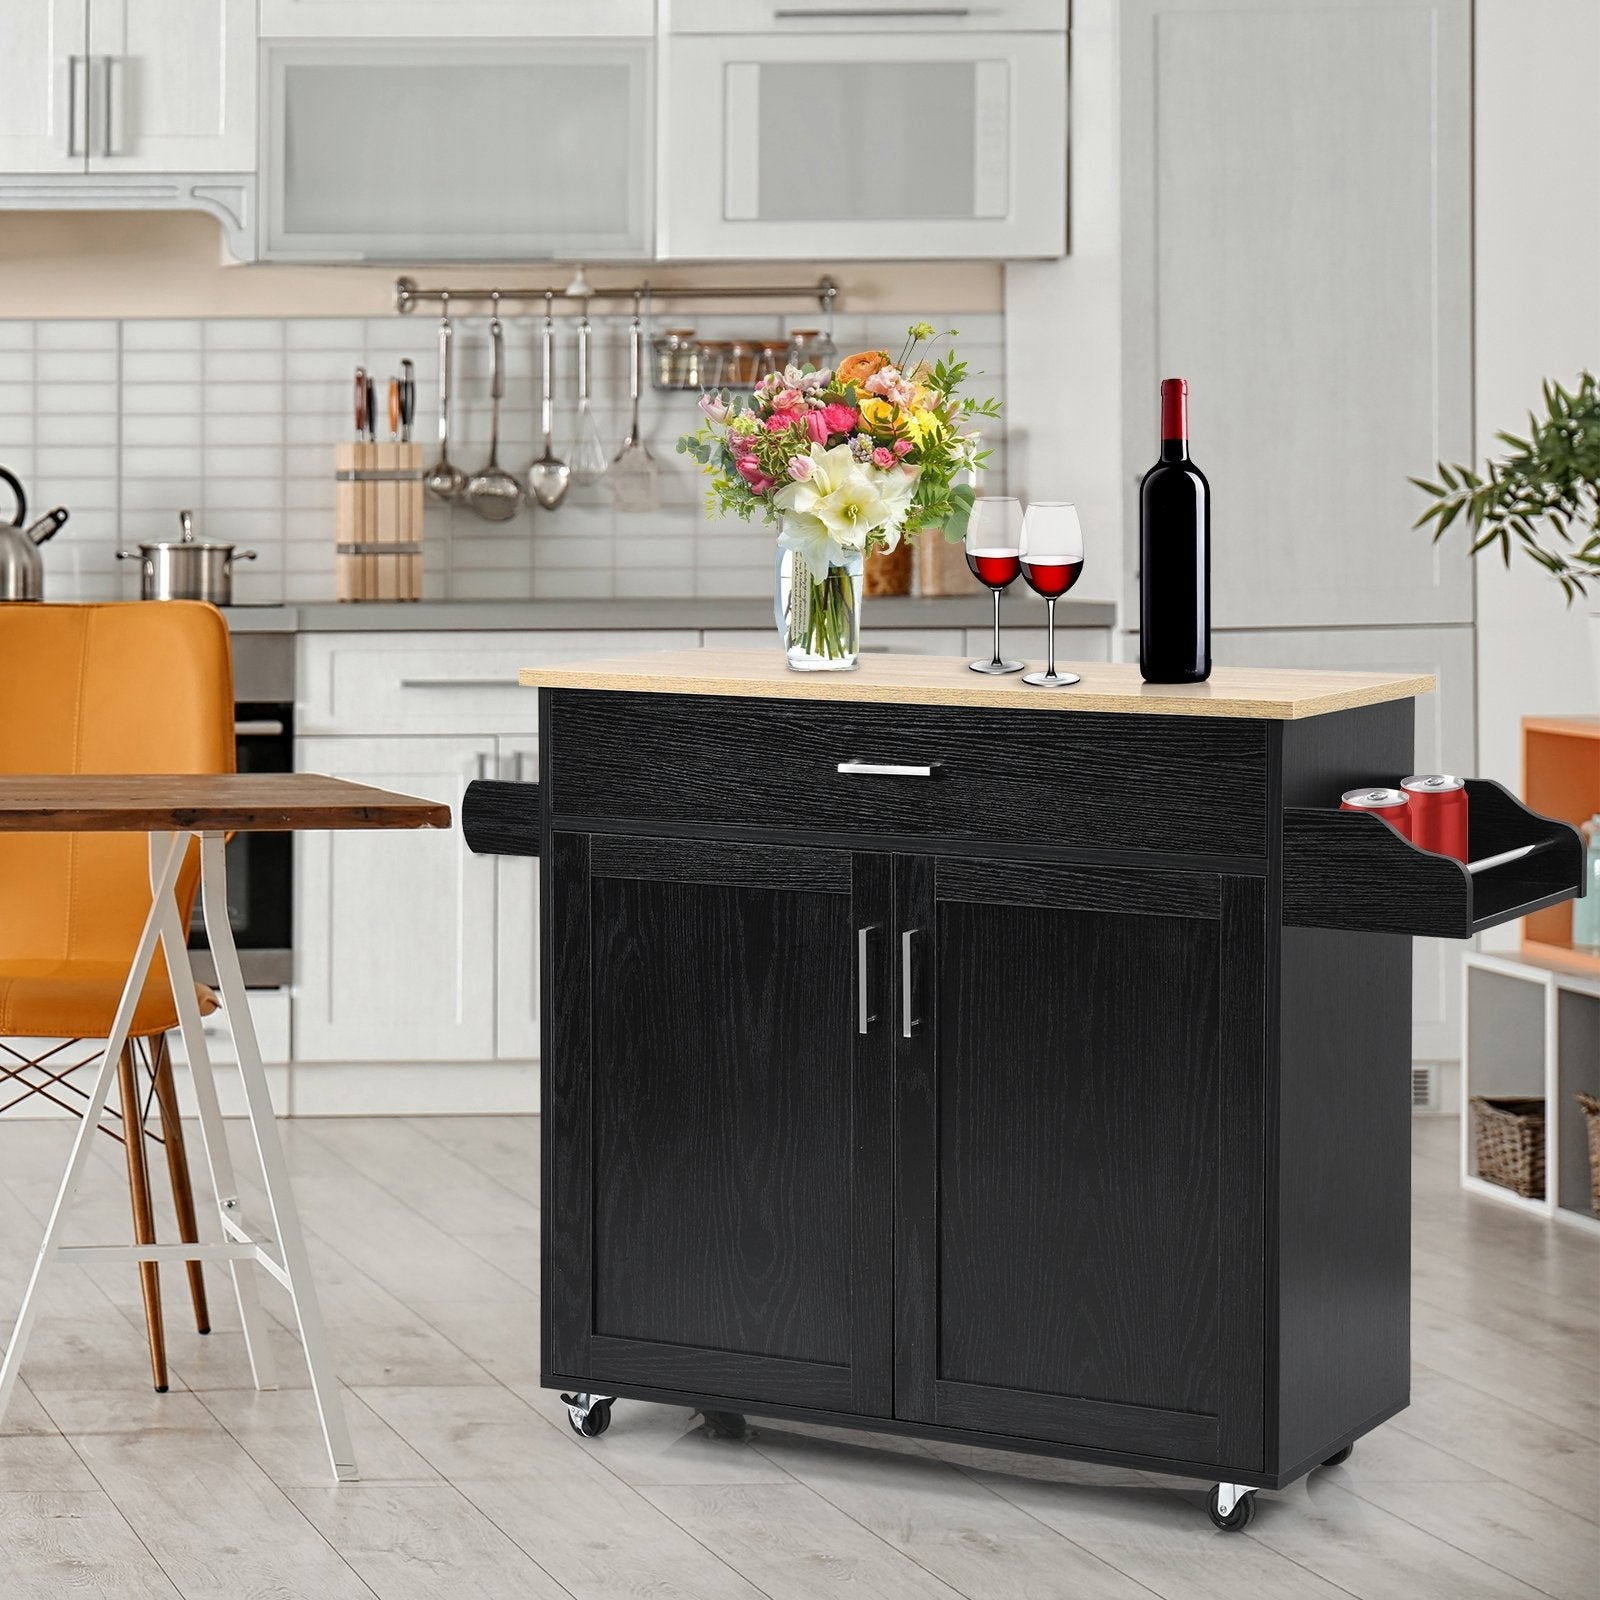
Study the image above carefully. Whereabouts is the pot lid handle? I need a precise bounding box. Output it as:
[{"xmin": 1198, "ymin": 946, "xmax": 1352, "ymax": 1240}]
[{"xmin": 178, "ymin": 509, "xmax": 194, "ymax": 543}]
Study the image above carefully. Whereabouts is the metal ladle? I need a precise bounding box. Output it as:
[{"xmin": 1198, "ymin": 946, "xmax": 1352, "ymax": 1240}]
[
  {"xmin": 464, "ymin": 294, "xmax": 523, "ymax": 522},
  {"xmin": 424, "ymin": 293, "xmax": 465, "ymax": 502},
  {"xmin": 526, "ymin": 292, "xmax": 571, "ymax": 510}
]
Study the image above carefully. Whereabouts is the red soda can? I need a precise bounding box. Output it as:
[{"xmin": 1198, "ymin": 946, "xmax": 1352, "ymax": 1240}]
[
  {"xmin": 1401, "ymin": 774, "xmax": 1468, "ymax": 861},
  {"xmin": 1340, "ymin": 786, "xmax": 1412, "ymax": 839}
]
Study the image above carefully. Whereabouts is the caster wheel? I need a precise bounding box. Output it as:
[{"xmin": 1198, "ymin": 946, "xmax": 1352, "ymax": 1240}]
[
  {"xmin": 1208, "ymin": 1485, "xmax": 1256, "ymax": 1531},
  {"xmin": 1322, "ymin": 1443, "xmax": 1353, "ymax": 1467},
  {"xmin": 701, "ymin": 1409, "xmax": 754, "ymax": 1442},
  {"xmin": 560, "ymin": 1394, "xmax": 613, "ymax": 1438}
]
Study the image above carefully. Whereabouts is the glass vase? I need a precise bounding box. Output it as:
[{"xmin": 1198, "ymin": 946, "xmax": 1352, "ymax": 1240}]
[{"xmin": 774, "ymin": 544, "xmax": 864, "ymax": 672}]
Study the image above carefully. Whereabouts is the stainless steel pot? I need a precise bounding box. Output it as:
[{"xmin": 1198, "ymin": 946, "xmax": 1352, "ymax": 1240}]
[{"xmin": 117, "ymin": 510, "xmax": 257, "ymax": 604}]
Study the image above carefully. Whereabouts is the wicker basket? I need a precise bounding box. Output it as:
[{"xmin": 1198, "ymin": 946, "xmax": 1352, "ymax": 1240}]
[
  {"xmin": 1470, "ymin": 1096, "xmax": 1545, "ymax": 1199},
  {"xmin": 1577, "ymin": 1093, "xmax": 1600, "ymax": 1216}
]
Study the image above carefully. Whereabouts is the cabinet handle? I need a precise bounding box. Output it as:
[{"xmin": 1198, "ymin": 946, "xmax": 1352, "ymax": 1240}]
[
  {"xmin": 66, "ymin": 56, "xmax": 88, "ymax": 158},
  {"xmin": 837, "ymin": 760, "xmax": 943, "ymax": 778},
  {"xmin": 475, "ymin": 752, "xmax": 492, "ymax": 781},
  {"xmin": 901, "ymin": 929, "xmax": 921, "ymax": 1039},
  {"xmin": 857, "ymin": 925, "xmax": 879, "ymax": 1034},
  {"xmin": 100, "ymin": 55, "xmax": 118, "ymax": 159},
  {"xmin": 513, "ymin": 751, "xmax": 533, "ymax": 784},
  {"xmin": 773, "ymin": 7, "xmax": 972, "ymax": 17},
  {"xmin": 399, "ymin": 677, "xmax": 514, "ymax": 690}
]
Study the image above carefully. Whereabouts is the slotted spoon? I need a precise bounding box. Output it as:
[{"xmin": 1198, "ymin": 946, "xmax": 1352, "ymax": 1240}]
[
  {"xmin": 527, "ymin": 294, "xmax": 571, "ymax": 510},
  {"xmin": 464, "ymin": 297, "xmax": 523, "ymax": 522},
  {"xmin": 611, "ymin": 305, "xmax": 659, "ymax": 514}
]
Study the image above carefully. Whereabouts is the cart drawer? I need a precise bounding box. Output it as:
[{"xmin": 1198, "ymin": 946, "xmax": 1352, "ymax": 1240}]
[{"xmin": 545, "ymin": 689, "xmax": 1269, "ymax": 859}]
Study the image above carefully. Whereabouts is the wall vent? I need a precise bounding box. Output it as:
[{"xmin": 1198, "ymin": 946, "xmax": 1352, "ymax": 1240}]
[{"xmin": 1412, "ymin": 1065, "xmax": 1437, "ymax": 1112}]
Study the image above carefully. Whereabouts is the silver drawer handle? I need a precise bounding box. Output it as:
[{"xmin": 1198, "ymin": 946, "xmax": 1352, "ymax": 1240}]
[
  {"xmin": 399, "ymin": 677, "xmax": 515, "ymax": 690},
  {"xmin": 837, "ymin": 760, "xmax": 943, "ymax": 778}
]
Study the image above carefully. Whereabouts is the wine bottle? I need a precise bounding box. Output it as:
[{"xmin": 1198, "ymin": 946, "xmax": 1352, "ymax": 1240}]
[{"xmin": 1139, "ymin": 377, "xmax": 1211, "ymax": 683}]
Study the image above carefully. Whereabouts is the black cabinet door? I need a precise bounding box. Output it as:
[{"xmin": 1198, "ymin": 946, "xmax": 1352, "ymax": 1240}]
[
  {"xmin": 544, "ymin": 832, "xmax": 893, "ymax": 1417},
  {"xmin": 894, "ymin": 856, "xmax": 1267, "ymax": 1470}
]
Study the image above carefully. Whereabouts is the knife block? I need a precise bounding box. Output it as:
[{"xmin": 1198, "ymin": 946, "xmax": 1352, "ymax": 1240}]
[{"xmin": 335, "ymin": 442, "xmax": 425, "ymax": 602}]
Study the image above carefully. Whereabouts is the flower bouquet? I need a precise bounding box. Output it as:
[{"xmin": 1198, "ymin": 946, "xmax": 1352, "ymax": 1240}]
[{"xmin": 679, "ymin": 323, "xmax": 1001, "ymax": 670}]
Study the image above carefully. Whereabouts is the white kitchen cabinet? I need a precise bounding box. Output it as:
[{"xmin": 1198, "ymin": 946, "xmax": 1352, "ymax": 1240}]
[
  {"xmin": 87, "ymin": 0, "xmax": 255, "ymax": 172},
  {"xmin": 261, "ymin": 38, "xmax": 653, "ymax": 261},
  {"xmin": 1120, "ymin": 0, "xmax": 1473, "ymax": 630},
  {"xmin": 1212, "ymin": 622, "xmax": 1476, "ymax": 1066},
  {"xmin": 260, "ymin": 0, "xmax": 653, "ymax": 36},
  {"xmin": 658, "ymin": 0, "xmax": 1067, "ymax": 260},
  {"xmin": 293, "ymin": 734, "xmax": 498, "ymax": 1065},
  {"xmin": 296, "ymin": 630, "xmax": 698, "ymax": 736},
  {"xmin": 494, "ymin": 735, "xmax": 540, "ymax": 1063},
  {"xmin": 0, "ymin": 0, "xmax": 252, "ymax": 175},
  {"xmin": 0, "ymin": 1, "xmax": 90, "ymax": 173}
]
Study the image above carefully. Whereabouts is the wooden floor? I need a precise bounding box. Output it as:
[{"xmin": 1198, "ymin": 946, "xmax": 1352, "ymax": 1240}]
[{"xmin": 0, "ymin": 1114, "xmax": 1594, "ymax": 1600}]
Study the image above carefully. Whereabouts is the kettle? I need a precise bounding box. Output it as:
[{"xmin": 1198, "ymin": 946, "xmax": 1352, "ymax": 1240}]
[{"xmin": 0, "ymin": 467, "xmax": 69, "ymax": 601}]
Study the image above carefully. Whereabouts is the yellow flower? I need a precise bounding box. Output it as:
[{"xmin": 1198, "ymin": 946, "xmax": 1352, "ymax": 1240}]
[
  {"xmin": 857, "ymin": 397, "xmax": 901, "ymax": 434},
  {"xmin": 907, "ymin": 407, "xmax": 942, "ymax": 443}
]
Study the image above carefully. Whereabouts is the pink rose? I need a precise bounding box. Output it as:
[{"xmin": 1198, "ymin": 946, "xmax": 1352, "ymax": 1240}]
[
  {"xmin": 804, "ymin": 409, "xmax": 831, "ymax": 445},
  {"xmin": 872, "ymin": 446, "xmax": 895, "ymax": 468},
  {"xmin": 775, "ymin": 388, "xmax": 803, "ymax": 411},
  {"xmin": 734, "ymin": 453, "xmax": 766, "ymax": 487},
  {"xmin": 787, "ymin": 454, "xmax": 814, "ymax": 481},
  {"xmin": 821, "ymin": 402, "xmax": 858, "ymax": 436},
  {"xmin": 892, "ymin": 438, "xmax": 914, "ymax": 457}
]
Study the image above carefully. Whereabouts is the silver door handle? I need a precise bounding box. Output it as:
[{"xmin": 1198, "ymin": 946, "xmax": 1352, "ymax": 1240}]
[
  {"xmin": 475, "ymin": 752, "xmax": 492, "ymax": 781},
  {"xmin": 233, "ymin": 719, "xmax": 286, "ymax": 737},
  {"xmin": 67, "ymin": 56, "xmax": 88, "ymax": 157},
  {"xmin": 513, "ymin": 750, "xmax": 533, "ymax": 783},
  {"xmin": 100, "ymin": 55, "xmax": 117, "ymax": 158},
  {"xmin": 837, "ymin": 760, "xmax": 943, "ymax": 778},
  {"xmin": 901, "ymin": 929, "xmax": 921, "ymax": 1039},
  {"xmin": 400, "ymin": 677, "xmax": 513, "ymax": 690},
  {"xmin": 857, "ymin": 925, "xmax": 879, "ymax": 1034}
]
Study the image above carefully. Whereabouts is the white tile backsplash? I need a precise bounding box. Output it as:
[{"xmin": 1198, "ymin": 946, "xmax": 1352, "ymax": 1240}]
[{"xmin": 0, "ymin": 312, "xmax": 1006, "ymax": 604}]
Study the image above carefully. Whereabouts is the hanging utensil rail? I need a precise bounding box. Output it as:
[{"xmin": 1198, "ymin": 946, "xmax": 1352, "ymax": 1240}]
[{"xmin": 394, "ymin": 275, "xmax": 839, "ymax": 315}]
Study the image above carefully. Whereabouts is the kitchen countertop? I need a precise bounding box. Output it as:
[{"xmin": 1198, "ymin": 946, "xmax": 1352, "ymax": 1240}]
[
  {"xmin": 519, "ymin": 649, "xmax": 1436, "ymax": 721},
  {"xmin": 220, "ymin": 596, "xmax": 1115, "ymax": 634}
]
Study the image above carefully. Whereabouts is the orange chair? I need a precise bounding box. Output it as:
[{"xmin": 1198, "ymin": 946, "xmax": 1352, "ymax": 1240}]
[{"xmin": 0, "ymin": 601, "xmax": 235, "ymax": 1392}]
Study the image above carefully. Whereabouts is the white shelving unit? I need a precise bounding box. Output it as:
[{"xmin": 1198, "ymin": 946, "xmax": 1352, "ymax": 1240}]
[{"xmin": 1461, "ymin": 949, "xmax": 1600, "ymax": 1234}]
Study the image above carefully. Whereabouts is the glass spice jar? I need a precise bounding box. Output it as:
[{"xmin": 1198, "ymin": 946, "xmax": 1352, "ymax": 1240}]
[
  {"xmin": 789, "ymin": 328, "xmax": 838, "ymax": 372},
  {"xmin": 651, "ymin": 328, "xmax": 699, "ymax": 389},
  {"xmin": 698, "ymin": 341, "xmax": 732, "ymax": 389}
]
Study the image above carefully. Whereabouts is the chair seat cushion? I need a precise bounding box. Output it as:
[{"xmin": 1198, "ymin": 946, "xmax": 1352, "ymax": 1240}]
[{"xmin": 0, "ymin": 958, "xmax": 218, "ymax": 1039}]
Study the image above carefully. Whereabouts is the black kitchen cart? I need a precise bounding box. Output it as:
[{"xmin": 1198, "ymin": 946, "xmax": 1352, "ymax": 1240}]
[{"xmin": 463, "ymin": 652, "xmax": 1584, "ymax": 1531}]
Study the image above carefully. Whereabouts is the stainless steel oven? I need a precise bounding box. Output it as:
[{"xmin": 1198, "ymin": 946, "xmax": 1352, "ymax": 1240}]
[{"xmin": 189, "ymin": 631, "xmax": 295, "ymax": 988}]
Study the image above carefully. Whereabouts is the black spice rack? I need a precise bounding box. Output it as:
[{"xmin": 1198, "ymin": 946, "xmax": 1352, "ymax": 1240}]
[{"xmin": 1284, "ymin": 779, "xmax": 1586, "ymax": 938}]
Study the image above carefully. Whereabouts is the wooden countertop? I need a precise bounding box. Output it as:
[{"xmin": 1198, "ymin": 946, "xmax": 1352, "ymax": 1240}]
[
  {"xmin": 518, "ymin": 651, "xmax": 1436, "ymax": 721},
  {"xmin": 0, "ymin": 774, "xmax": 451, "ymax": 833}
]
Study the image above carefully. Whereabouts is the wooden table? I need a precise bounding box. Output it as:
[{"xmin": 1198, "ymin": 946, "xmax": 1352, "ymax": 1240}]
[{"xmin": 0, "ymin": 775, "xmax": 450, "ymax": 1483}]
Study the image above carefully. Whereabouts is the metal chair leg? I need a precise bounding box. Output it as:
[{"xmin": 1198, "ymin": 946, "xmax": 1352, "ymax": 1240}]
[
  {"xmin": 148, "ymin": 1034, "xmax": 210, "ymax": 1336},
  {"xmin": 116, "ymin": 1044, "xmax": 168, "ymax": 1393}
]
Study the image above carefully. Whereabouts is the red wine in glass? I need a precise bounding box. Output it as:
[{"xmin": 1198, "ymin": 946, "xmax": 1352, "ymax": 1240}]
[
  {"xmin": 966, "ymin": 548, "xmax": 1022, "ymax": 589},
  {"xmin": 1020, "ymin": 557, "xmax": 1084, "ymax": 599}
]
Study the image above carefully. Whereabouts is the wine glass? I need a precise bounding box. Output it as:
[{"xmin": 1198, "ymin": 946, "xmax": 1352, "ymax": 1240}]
[
  {"xmin": 965, "ymin": 496, "xmax": 1025, "ymax": 675},
  {"xmin": 1018, "ymin": 502, "xmax": 1085, "ymax": 687}
]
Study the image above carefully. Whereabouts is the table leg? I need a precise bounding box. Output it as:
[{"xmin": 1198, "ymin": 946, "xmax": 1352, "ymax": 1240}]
[
  {"xmin": 0, "ymin": 834, "xmax": 186, "ymax": 1426},
  {"xmin": 197, "ymin": 831, "xmax": 357, "ymax": 1483},
  {"xmin": 148, "ymin": 833, "xmax": 279, "ymax": 1395}
]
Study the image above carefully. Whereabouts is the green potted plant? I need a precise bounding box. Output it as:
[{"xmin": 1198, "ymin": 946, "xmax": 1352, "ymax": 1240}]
[{"xmin": 1412, "ymin": 370, "xmax": 1600, "ymax": 700}]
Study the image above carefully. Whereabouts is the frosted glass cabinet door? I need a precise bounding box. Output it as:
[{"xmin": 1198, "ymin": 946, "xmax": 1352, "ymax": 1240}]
[
  {"xmin": 263, "ymin": 41, "xmax": 652, "ymax": 261},
  {"xmin": 659, "ymin": 33, "xmax": 1066, "ymax": 259}
]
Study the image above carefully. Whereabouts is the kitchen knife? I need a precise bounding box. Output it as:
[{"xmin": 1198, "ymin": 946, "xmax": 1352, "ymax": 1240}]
[
  {"xmin": 399, "ymin": 359, "xmax": 415, "ymax": 443},
  {"xmin": 388, "ymin": 377, "xmax": 401, "ymax": 443},
  {"xmin": 354, "ymin": 366, "xmax": 367, "ymax": 441},
  {"xmin": 366, "ymin": 374, "xmax": 377, "ymax": 443}
]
